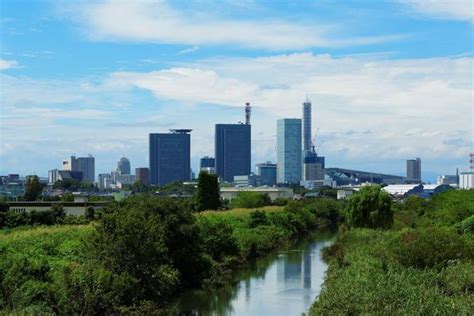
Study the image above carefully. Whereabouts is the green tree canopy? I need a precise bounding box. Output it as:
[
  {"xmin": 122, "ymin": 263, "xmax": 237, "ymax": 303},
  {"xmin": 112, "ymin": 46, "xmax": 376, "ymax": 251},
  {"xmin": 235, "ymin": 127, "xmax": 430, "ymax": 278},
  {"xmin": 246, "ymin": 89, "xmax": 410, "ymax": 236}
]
[
  {"xmin": 195, "ymin": 172, "xmax": 221, "ymax": 211},
  {"xmin": 89, "ymin": 195, "xmax": 210, "ymax": 305},
  {"xmin": 23, "ymin": 175, "xmax": 43, "ymax": 201},
  {"xmin": 346, "ymin": 185, "xmax": 393, "ymax": 229}
]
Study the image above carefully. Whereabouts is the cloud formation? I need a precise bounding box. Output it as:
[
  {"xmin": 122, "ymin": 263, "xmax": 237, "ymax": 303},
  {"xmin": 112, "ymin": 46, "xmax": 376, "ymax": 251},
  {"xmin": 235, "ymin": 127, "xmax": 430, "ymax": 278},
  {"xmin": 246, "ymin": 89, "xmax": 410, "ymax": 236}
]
[
  {"xmin": 401, "ymin": 0, "xmax": 474, "ymax": 23},
  {"xmin": 1, "ymin": 53, "xmax": 472, "ymax": 176},
  {"xmin": 65, "ymin": 0, "xmax": 407, "ymax": 50},
  {"xmin": 0, "ymin": 59, "xmax": 18, "ymax": 70}
]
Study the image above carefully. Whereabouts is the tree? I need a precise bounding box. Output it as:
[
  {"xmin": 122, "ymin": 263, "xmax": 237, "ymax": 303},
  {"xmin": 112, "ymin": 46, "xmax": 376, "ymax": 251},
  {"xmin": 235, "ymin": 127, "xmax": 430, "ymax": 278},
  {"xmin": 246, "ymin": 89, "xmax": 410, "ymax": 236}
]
[
  {"xmin": 61, "ymin": 192, "xmax": 74, "ymax": 202},
  {"xmin": 195, "ymin": 172, "xmax": 221, "ymax": 211},
  {"xmin": 346, "ymin": 185, "xmax": 393, "ymax": 229},
  {"xmin": 0, "ymin": 198, "xmax": 9, "ymax": 212},
  {"xmin": 89, "ymin": 196, "xmax": 210, "ymax": 306},
  {"xmin": 132, "ymin": 180, "xmax": 147, "ymax": 193},
  {"xmin": 85, "ymin": 206, "xmax": 95, "ymax": 220},
  {"xmin": 24, "ymin": 175, "xmax": 43, "ymax": 201}
]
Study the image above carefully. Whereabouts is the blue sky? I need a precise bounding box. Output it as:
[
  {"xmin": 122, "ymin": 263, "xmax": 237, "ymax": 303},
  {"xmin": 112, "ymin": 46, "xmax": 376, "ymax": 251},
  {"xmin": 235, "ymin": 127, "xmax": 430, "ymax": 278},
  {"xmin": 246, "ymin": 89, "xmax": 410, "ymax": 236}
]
[{"xmin": 1, "ymin": 0, "xmax": 473, "ymax": 182}]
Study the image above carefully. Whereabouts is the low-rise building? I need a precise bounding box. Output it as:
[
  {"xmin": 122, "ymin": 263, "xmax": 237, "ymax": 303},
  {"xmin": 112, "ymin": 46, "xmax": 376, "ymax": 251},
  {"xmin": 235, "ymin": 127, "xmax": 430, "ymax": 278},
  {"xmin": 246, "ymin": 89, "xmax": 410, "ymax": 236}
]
[
  {"xmin": 7, "ymin": 200, "xmax": 110, "ymax": 216},
  {"xmin": 383, "ymin": 184, "xmax": 424, "ymax": 197},
  {"xmin": 233, "ymin": 174, "xmax": 260, "ymax": 187},
  {"xmin": 220, "ymin": 187, "xmax": 294, "ymax": 201},
  {"xmin": 437, "ymin": 174, "xmax": 458, "ymax": 186},
  {"xmin": 337, "ymin": 189, "xmax": 354, "ymax": 200}
]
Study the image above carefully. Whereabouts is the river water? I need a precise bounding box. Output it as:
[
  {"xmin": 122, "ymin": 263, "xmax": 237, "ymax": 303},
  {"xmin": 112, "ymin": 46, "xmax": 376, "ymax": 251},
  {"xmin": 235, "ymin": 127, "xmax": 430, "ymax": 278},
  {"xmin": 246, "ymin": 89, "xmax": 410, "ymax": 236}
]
[{"xmin": 172, "ymin": 231, "xmax": 335, "ymax": 316}]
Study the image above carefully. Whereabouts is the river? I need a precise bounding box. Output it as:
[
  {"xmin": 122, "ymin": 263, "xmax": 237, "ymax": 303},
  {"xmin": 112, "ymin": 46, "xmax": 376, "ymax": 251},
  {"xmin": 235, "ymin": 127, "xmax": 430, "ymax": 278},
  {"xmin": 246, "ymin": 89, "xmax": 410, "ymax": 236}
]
[{"xmin": 172, "ymin": 230, "xmax": 335, "ymax": 316}]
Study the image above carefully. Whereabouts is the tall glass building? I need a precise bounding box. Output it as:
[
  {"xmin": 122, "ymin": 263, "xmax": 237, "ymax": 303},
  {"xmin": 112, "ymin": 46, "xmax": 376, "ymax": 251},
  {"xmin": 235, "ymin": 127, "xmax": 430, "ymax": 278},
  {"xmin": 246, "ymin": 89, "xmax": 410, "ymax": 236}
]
[
  {"xmin": 215, "ymin": 124, "xmax": 251, "ymax": 182},
  {"xmin": 277, "ymin": 119, "xmax": 302, "ymax": 184},
  {"xmin": 406, "ymin": 158, "xmax": 421, "ymax": 182},
  {"xmin": 149, "ymin": 130, "xmax": 191, "ymax": 186},
  {"xmin": 117, "ymin": 157, "xmax": 131, "ymax": 175},
  {"xmin": 302, "ymin": 99, "xmax": 312, "ymax": 153}
]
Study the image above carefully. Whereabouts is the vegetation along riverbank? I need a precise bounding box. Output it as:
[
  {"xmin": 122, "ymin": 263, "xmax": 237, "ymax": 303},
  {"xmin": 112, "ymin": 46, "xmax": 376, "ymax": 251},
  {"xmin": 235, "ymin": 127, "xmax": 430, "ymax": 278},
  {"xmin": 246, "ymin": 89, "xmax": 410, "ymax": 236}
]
[
  {"xmin": 310, "ymin": 189, "xmax": 474, "ymax": 315},
  {"xmin": 0, "ymin": 193, "xmax": 345, "ymax": 314}
]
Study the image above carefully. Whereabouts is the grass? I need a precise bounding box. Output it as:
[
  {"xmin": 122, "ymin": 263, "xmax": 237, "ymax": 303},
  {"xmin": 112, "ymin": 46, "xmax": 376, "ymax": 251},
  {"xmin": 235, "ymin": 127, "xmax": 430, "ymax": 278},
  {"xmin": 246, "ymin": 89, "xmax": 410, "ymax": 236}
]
[
  {"xmin": 198, "ymin": 206, "xmax": 284, "ymax": 218},
  {"xmin": 309, "ymin": 190, "xmax": 474, "ymax": 315},
  {"xmin": 0, "ymin": 200, "xmax": 336, "ymax": 314}
]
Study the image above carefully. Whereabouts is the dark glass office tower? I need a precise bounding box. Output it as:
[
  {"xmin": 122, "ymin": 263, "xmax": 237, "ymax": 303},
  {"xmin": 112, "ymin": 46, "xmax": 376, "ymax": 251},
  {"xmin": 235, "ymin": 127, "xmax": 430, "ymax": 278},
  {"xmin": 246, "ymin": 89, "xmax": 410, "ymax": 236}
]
[
  {"xmin": 149, "ymin": 129, "xmax": 191, "ymax": 186},
  {"xmin": 406, "ymin": 158, "xmax": 421, "ymax": 182},
  {"xmin": 215, "ymin": 124, "xmax": 251, "ymax": 182}
]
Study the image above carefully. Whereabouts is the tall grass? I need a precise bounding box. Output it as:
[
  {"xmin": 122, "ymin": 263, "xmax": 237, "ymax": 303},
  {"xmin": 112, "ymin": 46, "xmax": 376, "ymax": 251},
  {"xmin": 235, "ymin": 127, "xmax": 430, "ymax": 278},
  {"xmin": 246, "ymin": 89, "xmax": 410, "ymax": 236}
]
[{"xmin": 310, "ymin": 190, "xmax": 474, "ymax": 315}]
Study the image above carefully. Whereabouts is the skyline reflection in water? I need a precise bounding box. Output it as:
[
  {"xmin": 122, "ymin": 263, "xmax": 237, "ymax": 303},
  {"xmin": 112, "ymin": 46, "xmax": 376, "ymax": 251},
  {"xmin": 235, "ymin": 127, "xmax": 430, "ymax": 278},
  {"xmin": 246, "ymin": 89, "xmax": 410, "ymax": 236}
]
[{"xmin": 174, "ymin": 231, "xmax": 334, "ymax": 316}]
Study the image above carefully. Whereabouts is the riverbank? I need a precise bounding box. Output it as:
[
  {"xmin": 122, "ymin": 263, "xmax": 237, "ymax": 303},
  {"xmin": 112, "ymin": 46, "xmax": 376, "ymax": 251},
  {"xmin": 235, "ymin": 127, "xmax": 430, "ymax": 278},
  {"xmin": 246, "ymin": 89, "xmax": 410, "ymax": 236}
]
[
  {"xmin": 309, "ymin": 190, "xmax": 474, "ymax": 314},
  {"xmin": 0, "ymin": 196, "xmax": 345, "ymax": 314}
]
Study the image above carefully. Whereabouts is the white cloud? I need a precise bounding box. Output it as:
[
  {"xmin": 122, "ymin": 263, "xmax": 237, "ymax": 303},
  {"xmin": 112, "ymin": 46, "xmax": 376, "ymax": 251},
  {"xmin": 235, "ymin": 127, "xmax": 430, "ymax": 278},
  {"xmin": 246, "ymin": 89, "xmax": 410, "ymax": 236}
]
[
  {"xmin": 400, "ymin": 0, "xmax": 474, "ymax": 23},
  {"xmin": 105, "ymin": 53, "xmax": 473, "ymax": 167},
  {"xmin": 64, "ymin": 0, "xmax": 407, "ymax": 50},
  {"xmin": 1, "ymin": 53, "xmax": 472, "ymax": 176},
  {"xmin": 107, "ymin": 68, "xmax": 258, "ymax": 106},
  {"xmin": 0, "ymin": 59, "xmax": 18, "ymax": 70},
  {"xmin": 178, "ymin": 46, "xmax": 200, "ymax": 55}
]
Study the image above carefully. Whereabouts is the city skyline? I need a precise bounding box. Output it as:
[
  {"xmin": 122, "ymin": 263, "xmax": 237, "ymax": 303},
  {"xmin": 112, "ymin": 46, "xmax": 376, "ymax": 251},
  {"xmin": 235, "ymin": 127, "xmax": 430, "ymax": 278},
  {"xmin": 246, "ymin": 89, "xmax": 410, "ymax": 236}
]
[{"xmin": 1, "ymin": 1, "xmax": 473, "ymax": 182}]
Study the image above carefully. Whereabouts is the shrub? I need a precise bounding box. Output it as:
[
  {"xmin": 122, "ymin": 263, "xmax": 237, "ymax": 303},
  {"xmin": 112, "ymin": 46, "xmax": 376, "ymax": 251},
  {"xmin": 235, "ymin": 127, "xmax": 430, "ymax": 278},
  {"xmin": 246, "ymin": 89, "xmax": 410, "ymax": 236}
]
[
  {"xmin": 389, "ymin": 228, "xmax": 471, "ymax": 269},
  {"xmin": 230, "ymin": 192, "xmax": 272, "ymax": 209},
  {"xmin": 197, "ymin": 216, "xmax": 240, "ymax": 261},
  {"xmin": 249, "ymin": 210, "xmax": 268, "ymax": 228},
  {"xmin": 456, "ymin": 215, "xmax": 474, "ymax": 234},
  {"xmin": 272, "ymin": 198, "xmax": 289, "ymax": 206}
]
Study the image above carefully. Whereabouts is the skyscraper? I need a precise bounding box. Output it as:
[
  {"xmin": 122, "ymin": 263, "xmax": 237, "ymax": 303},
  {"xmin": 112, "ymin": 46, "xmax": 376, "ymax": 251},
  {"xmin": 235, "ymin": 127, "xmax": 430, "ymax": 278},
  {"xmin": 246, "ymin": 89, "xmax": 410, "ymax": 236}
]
[
  {"xmin": 135, "ymin": 167, "xmax": 150, "ymax": 185},
  {"xmin": 302, "ymin": 98, "xmax": 312, "ymax": 153},
  {"xmin": 215, "ymin": 124, "xmax": 251, "ymax": 182},
  {"xmin": 277, "ymin": 119, "xmax": 302, "ymax": 184},
  {"xmin": 406, "ymin": 158, "xmax": 421, "ymax": 182},
  {"xmin": 62, "ymin": 155, "xmax": 95, "ymax": 182},
  {"xmin": 117, "ymin": 157, "xmax": 131, "ymax": 175},
  {"xmin": 149, "ymin": 129, "xmax": 191, "ymax": 186}
]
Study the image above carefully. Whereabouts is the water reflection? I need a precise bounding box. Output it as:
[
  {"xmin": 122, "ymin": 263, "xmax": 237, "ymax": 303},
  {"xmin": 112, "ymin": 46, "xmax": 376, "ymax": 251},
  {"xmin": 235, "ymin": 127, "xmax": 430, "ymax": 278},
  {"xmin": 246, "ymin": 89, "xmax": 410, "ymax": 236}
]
[{"xmin": 172, "ymin": 231, "xmax": 335, "ymax": 316}]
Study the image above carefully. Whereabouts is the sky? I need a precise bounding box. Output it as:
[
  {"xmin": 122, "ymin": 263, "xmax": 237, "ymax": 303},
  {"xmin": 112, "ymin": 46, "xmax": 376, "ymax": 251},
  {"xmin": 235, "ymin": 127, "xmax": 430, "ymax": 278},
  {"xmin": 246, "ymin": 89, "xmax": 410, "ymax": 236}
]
[{"xmin": 0, "ymin": 0, "xmax": 473, "ymax": 182}]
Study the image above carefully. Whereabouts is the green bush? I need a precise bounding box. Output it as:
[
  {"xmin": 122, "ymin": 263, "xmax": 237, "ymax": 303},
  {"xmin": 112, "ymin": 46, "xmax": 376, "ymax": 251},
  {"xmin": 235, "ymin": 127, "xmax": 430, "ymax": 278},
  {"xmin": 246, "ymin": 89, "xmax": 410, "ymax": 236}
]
[
  {"xmin": 457, "ymin": 215, "xmax": 474, "ymax": 234},
  {"xmin": 197, "ymin": 216, "xmax": 240, "ymax": 261},
  {"xmin": 229, "ymin": 192, "xmax": 272, "ymax": 209},
  {"xmin": 389, "ymin": 228, "xmax": 471, "ymax": 269},
  {"xmin": 310, "ymin": 228, "xmax": 474, "ymax": 315},
  {"xmin": 249, "ymin": 210, "xmax": 268, "ymax": 227}
]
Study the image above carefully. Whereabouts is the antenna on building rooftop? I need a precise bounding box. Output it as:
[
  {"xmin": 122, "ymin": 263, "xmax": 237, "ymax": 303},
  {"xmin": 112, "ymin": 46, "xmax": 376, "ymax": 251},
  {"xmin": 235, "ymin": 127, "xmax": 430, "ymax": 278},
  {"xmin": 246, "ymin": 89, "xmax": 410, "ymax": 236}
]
[{"xmin": 245, "ymin": 102, "xmax": 251, "ymax": 125}]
